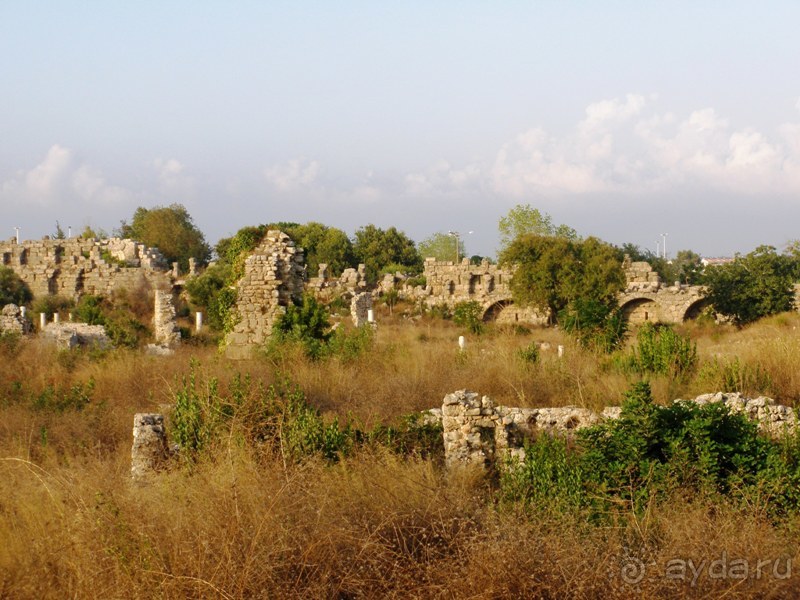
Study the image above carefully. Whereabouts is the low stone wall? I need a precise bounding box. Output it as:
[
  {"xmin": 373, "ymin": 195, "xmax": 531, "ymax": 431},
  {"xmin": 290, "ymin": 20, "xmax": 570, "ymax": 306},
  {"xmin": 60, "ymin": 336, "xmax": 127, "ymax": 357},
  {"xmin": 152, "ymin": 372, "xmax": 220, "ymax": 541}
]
[
  {"xmin": 42, "ymin": 323, "xmax": 110, "ymax": 349},
  {"xmin": 131, "ymin": 413, "xmax": 169, "ymax": 481},
  {"xmin": 435, "ymin": 390, "xmax": 797, "ymax": 468}
]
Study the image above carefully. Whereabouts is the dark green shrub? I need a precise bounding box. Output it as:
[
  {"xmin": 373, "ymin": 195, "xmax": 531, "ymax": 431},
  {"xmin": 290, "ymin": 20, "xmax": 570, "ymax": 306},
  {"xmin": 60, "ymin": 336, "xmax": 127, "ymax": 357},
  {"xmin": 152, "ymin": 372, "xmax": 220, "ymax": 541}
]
[
  {"xmin": 0, "ymin": 266, "xmax": 32, "ymax": 306},
  {"xmin": 517, "ymin": 342, "xmax": 540, "ymax": 364},
  {"xmin": 271, "ymin": 295, "xmax": 332, "ymax": 360},
  {"xmin": 453, "ymin": 301, "xmax": 484, "ymax": 335},
  {"xmin": 559, "ymin": 298, "xmax": 626, "ymax": 353}
]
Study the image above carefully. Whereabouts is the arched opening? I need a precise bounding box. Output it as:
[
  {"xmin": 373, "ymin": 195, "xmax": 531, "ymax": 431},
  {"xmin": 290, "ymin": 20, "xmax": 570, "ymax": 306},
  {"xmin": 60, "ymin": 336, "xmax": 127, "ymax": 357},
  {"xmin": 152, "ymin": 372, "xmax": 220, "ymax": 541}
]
[
  {"xmin": 482, "ymin": 299, "xmax": 513, "ymax": 322},
  {"xmin": 468, "ymin": 275, "xmax": 480, "ymax": 294},
  {"xmin": 682, "ymin": 298, "xmax": 711, "ymax": 321},
  {"xmin": 620, "ymin": 298, "xmax": 658, "ymax": 324}
]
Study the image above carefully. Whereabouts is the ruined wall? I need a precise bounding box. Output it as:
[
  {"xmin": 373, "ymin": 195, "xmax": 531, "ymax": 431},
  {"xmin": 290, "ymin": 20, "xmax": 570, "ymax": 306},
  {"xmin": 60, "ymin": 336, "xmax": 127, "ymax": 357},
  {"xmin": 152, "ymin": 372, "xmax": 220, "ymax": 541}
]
[
  {"xmin": 0, "ymin": 304, "xmax": 30, "ymax": 334},
  {"xmin": 435, "ymin": 390, "xmax": 796, "ymax": 468},
  {"xmin": 225, "ymin": 231, "xmax": 305, "ymax": 359},
  {"xmin": 0, "ymin": 238, "xmax": 173, "ymax": 300},
  {"xmin": 153, "ymin": 290, "xmax": 181, "ymax": 346}
]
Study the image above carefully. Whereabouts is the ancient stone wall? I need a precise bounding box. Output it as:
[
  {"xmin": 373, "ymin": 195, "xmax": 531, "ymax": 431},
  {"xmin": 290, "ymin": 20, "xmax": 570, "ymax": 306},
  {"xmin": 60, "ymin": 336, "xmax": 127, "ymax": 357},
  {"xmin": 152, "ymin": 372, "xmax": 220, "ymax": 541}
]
[
  {"xmin": 434, "ymin": 390, "xmax": 796, "ymax": 469},
  {"xmin": 42, "ymin": 322, "xmax": 110, "ymax": 349},
  {"xmin": 350, "ymin": 292, "xmax": 372, "ymax": 327},
  {"xmin": 225, "ymin": 230, "xmax": 305, "ymax": 359},
  {"xmin": 0, "ymin": 237, "xmax": 173, "ymax": 300}
]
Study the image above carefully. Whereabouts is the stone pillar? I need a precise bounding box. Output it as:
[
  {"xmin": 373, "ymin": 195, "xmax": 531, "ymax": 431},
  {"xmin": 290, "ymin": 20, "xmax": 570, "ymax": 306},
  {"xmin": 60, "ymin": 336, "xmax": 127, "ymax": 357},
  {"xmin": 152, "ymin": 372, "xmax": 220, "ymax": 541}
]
[
  {"xmin": 131, "ymin": 413, "xmax": 168, "ymax": 481},
  {"xmin": 195, "ymin": 311, "xmax": 203, "ymax": 332},
  {"xmin": 188, "ymin": 257, "xmax": 197, "ymax": 277},
  {"xmin": 171, "ymin": 262, "xmax": 179, "ymax": 278},
  {"xmin": 458, "ymin": 336, "xmax": 466, "ymax": 351},
  {"xmin": 39, "ymin": 313, "xmax": 46, "ymax": 329},
  {"xmin": 441, "ymin": 390, "xmax": 497, "ymax": 469},
  {"xmin": 53, "ymin": 313, "xmax": 60, "ymax": 324},
  {"xmin": 153, "ymin": 290, "xmax": 181, "ymax": 346},
  {"xmin": 351, "ymin": 292, "xmax": 372, "ymax": 327}
]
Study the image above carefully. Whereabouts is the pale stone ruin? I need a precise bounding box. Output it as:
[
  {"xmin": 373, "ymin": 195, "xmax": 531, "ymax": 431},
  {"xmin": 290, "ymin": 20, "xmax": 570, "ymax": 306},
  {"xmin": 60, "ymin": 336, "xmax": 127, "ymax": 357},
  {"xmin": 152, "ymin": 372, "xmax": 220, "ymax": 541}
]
[
  {"xmin": 153, "ymin": 290, "xmax": 181, "ymax": 346},
  {"xmin": 434, "ymin": 390, "xmax": 797, "ymax": 469},
  {"xmin": 350, "ymin": 292, "xmax": 373, "ymax": 327},
  {"xmin": 224, "ymin": 230, "xmax": 305, "ymax": 359},
  {"xmin": 130, "ymin": 413, "xmax": 169, "ymax": 481},
  {"xmin": 0, "ymin": 304, "xmax": 31, "ymax": 335},
  {"xmin": 42, "ymin": 322, "xmax": 111, "ymax": 349},
  {"xmin": 0, "ymin": 237, "xmax": 172, "ymax": 300}
]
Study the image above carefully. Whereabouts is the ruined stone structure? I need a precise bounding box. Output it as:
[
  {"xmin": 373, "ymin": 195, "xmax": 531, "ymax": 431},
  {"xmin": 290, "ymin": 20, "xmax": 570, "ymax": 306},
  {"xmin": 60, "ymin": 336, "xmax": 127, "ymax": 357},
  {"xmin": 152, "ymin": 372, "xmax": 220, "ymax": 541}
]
[
  {"xmin": 435, "ymin": 390, "xmax": 796, "ymax": 469},
  {"xmin": 350, "ymin": 292, "xmax": 372, "ymax": 327},
  {"xmin": 412, "ymin": 256, "xmax": 707, "ymax": 325},
  {"xmin": 225, "ymin": 231, "xmax": 305, "ymax": 359},
  {"xmin": 0, "ymin": 304, "xmax": 30, "ymax": 335},
  {"xmin": 618, "ymin": 256, "xmax": 707, "ymax": 324},
  {"xmin": 131, "ymin": 413, "xmax": 169, "ymax": 481},
  {"xmin": 0, "ymin": 237, "xmax": 173, "ymax": 300},
  {"xmin": 42, "ymin": 322, "xmax": 110, "ymax": 349},
  {"xmin": 306, "ymin": 263, "xmax": 368, "ymax": 302},
  {"xmin": 418, "ymin": 258, "xmax": 548, "ymax": 325},
  {"xmin": 153, "ymin": 290, "xmax": 180, "ymax": 346}
]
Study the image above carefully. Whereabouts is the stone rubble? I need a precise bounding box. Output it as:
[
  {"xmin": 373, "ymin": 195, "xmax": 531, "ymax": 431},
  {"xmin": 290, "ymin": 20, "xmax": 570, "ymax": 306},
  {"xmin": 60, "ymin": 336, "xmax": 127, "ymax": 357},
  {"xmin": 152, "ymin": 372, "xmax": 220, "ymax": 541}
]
[
  {"xmin": 0, "ymin": 304, "xmax": 31, "ymax": 335},
  {"xmin": 42, "ymin": 322, "xmax": 111, "ymax": 349},
  {"xmin": 350, "ymin": 292, "xmax": 373, "ymax": 327},
  {"xmin": 153, "ymin": 290, "xmax": 181, "ymax": 346},
  {"xmin": 130, "ymin": 413, "xmax": 169, "ymax": 481}
]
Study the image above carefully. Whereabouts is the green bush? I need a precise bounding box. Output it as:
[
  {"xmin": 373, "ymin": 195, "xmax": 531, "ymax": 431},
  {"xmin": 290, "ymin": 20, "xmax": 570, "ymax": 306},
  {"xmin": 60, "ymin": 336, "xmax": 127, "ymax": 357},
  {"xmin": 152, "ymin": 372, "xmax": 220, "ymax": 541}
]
[
  {"xmin": 0, "ymin": 266, "xmax": 32, "ymax": 306},
  {"xmin": 517, "ymin": 342, "xmax": 540, "ymax": 364},
  {"xmin": 452, "ymin": 301, "xmax": 484, "ymax": 335},
  {"xmin": 626, "ymin": 323, "xmax": 697, "ymax": 378},
  {"xmin": 559, "ymin": 298, "xmax": 626, "ymax": 353},
  {"xmin": 270, "ymin": 295, "xmax": 332, "ymax": 360},
  {"xmin": 501, "ymin": 381, "xmax": 800, "ymax": 520}
]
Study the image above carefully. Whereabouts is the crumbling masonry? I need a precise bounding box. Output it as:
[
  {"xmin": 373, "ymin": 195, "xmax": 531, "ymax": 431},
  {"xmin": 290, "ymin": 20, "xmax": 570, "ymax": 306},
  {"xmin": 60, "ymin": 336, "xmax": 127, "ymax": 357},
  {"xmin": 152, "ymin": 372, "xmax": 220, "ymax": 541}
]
[{"xmin": 224, "ymin": 231, "xmax": 305, "ymax": 359}]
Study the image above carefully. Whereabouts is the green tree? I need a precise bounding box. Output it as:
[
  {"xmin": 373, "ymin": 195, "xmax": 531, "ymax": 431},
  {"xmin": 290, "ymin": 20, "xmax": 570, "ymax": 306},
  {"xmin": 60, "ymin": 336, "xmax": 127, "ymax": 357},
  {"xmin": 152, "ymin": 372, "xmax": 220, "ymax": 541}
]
[
  {"xmin": 118, "ymin": 204, "xmax": 211, "ymax": 271},
  {"xmin": 500, "ymin": 234, "xmax": 625, "ymax": 328},
  {"xmin": 0, "ymin": 267, "xmax": 32, "ymax": 306},
  {"xmin": 52, "ymin": 222, "xmax": 65, "ymax": 240},
  {"xmin": 620, "ymin": 244, "xmax": 704, "ymax": 285},
  {"xmin": 704, "ymin": 245, "xmax": 796, "ymax": 326},
  {"xmin": 418, "ymin": 232, "xmax": 465, "ymax": 262},
  {"xmin": 498, "ymin": 204, "xmax": 578, "ymax": 251},
  {"xmin": 352, "ymin": 225, "xmax": 422, "ymax": 281}
]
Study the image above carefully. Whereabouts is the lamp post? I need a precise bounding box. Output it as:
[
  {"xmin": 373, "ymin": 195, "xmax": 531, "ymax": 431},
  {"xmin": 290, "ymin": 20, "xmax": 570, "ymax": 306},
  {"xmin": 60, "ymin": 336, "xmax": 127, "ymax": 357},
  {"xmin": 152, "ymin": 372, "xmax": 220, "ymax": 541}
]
[
  {"xmin": 661, "ymin": 233, "xmax": 668, "ymax": 260},
  {"xmin": 447, "ymin": 230, "xmax": 473, "ymax": 264}
]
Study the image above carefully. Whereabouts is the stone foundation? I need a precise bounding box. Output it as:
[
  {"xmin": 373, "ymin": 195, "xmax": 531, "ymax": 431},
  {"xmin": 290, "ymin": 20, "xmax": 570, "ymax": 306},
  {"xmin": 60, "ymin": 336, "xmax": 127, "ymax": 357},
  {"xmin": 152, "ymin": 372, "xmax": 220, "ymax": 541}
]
[{"xmin": 131, "ymin": 413, "xmax": 169, "ymax": 481}]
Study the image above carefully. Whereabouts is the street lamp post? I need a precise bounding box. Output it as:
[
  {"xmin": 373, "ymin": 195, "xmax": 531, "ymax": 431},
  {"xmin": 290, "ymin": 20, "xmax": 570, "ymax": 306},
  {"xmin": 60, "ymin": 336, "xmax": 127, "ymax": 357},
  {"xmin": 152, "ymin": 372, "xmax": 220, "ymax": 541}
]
[{"xmin": 447, "ymin": 230, "xmax": 460, "ymax": 263}]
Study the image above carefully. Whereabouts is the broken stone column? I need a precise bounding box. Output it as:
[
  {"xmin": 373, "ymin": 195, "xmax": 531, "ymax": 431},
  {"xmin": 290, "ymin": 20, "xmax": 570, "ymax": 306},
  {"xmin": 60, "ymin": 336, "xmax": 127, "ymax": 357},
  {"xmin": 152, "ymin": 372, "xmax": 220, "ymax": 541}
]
[
  {"xmin": 154, "ymin": 290, "xmax": 181, "ymax": 346},
  {"xmin": 131, "ymin": 413, "xmax": 169, "ymax": 481},
  {"xmin": 351, "ymin": 292, "xmax": 372, "ymax": 327},
  {"xmin": 0, "ymin": 304, "xmax": 31, "ymax": 335},
  {"xmin": 442, "ymin": 390, "xmax": 498, "ymax": 469},
  {"xmin": 188, "ymin": 257, "xmax": 197, "ymax": 277}
]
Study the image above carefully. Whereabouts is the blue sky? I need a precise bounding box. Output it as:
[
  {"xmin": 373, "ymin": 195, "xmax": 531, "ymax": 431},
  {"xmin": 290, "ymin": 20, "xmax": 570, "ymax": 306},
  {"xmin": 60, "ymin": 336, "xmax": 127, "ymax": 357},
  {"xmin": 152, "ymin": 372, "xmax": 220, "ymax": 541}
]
[{"xmin": 2, "ymin": 2, "xmax": 799, "ymax": 258}]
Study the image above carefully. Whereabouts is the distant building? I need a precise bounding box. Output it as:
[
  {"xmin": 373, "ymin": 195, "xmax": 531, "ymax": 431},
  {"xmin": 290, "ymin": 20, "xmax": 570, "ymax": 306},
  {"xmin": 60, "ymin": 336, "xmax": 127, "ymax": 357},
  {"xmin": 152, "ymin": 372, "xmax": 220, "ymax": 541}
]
[{"xmin": 701, "ymin": 257, "xmax": 734, "ymax": 267}]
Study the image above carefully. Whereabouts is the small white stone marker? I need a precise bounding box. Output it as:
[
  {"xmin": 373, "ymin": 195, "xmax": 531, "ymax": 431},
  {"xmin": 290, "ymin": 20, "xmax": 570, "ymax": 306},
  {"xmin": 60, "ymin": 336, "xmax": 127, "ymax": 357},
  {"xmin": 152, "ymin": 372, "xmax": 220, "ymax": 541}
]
[
  {"xmin": 367, "ymin": 309, "xmax": 374, "ymax": 323},
  {"xmin": 195, "ymin": 311, "xmax": 203, "ymax": 332},
  {"xmin": 39, "ymin": 313, "xmax": 46, "ymax": 329},
  {"xmin": 558, "ymin": 345, "xmax": 564, "ymax": 358},
  {"xmin": 53, "ymin": 313, "xmax": 60, "ymax": 324},
  {"xmin": 458, "ymin": 335, "xmax": 466, "ymax": 351},
  {"xmin": 20, "ymin": 306, "xmax": 26, "ymax": 318},
  {"xmin": 68, "ymin": 312, "xmax": 73, "ymax": 322}
]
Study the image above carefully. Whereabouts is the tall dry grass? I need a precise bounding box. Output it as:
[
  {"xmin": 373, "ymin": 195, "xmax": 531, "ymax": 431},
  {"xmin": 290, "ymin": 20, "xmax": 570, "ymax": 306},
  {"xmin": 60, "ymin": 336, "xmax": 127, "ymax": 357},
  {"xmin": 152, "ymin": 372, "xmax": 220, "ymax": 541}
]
[{"xmin": 3, "ymin": 309, "xmax": 800, "ymax": 597}]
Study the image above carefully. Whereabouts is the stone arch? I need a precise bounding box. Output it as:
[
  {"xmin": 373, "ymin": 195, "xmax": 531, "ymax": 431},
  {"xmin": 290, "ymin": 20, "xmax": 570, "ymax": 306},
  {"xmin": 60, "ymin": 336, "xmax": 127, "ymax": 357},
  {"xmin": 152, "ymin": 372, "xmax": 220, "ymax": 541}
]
[
  {"xmin": 482, "ymin": 299, "xmax": 513, "ymax": 322},
  {"xmin": 682, "ymin": 298, "xmax": 710, "ymax": 321},
  {"xmin": 620, "ymin": 297, "xmax": 658, "ymax": 324}
]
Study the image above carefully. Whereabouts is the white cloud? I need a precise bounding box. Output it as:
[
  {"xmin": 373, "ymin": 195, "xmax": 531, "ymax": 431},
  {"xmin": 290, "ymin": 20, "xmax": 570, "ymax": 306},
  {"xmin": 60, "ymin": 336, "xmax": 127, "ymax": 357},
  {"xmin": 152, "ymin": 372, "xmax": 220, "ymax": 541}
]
[
  {"xmin": 404, "ymin": 160, "xmax": 482, "ymax": 196},
  {"xmin": 0, "ymin": 145, "xmax": 134, "ymax": 206},
  {"xmin": 153, "ymin": 157, "xmax": 194, "ymax": 196},
  {"xmin": 264, "ymin": 158, "xmax": 320, "ymax": 191},
  {"xmin": 485, "ymin": 95, "xmax": 800, "ymax": 197}
]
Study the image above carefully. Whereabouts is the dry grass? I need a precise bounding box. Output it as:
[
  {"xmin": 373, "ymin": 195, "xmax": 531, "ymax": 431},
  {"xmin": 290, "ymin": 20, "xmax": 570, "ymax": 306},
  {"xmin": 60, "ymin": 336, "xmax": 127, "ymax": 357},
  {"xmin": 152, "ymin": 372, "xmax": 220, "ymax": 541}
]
[{"xmin": 3, "ymin": 309, "xmax": 800, "ymax": 597}]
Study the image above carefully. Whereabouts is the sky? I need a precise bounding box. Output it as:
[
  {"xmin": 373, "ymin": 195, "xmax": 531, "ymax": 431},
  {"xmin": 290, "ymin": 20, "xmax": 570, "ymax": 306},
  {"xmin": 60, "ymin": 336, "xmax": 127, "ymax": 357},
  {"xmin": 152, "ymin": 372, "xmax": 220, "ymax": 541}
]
[{"xmin": 1, "ymin": 1, "xmax": 799, "ymax": 260}]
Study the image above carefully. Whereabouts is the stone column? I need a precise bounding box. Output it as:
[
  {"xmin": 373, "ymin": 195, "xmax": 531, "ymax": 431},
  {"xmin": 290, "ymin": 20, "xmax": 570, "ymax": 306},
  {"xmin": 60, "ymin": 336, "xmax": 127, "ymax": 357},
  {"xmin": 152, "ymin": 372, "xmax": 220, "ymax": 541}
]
[
  {"xmin": 441, "ymin": 390, "xmax": 498, "ymax": 469},
  {"xmin": 351, "ymin": 292, "xmax": 372, "ymax": 327},
  {"xmin": 131, "ymin": 413, "xmax": 168, "ymax": 481},
  {"xmin": 154, "ymin": 290, "xmax": 181, "ymax": 346}
]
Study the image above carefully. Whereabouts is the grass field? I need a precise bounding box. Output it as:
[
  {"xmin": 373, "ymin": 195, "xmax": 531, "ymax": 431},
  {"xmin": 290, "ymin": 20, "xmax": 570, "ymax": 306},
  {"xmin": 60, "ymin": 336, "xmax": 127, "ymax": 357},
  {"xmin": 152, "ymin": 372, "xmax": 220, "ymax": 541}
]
[{"xmin": 2, "ymin": 304, "xmax": 800, "ymax": 598}]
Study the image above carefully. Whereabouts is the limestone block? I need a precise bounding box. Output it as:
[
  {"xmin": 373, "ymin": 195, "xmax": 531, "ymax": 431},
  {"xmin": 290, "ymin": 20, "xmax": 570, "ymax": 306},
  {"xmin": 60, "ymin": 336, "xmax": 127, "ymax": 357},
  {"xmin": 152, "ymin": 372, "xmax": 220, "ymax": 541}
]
[{"xmin": 131, "ymin": 413, "xmax": 169, "ymax": 480}]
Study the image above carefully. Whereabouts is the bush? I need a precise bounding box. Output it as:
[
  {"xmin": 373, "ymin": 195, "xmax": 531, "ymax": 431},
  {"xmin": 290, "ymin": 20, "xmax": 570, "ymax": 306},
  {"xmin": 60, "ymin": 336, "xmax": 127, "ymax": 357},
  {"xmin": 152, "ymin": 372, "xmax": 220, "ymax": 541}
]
[
  {"xmin": 517, "ymin": 342, "xmax": 540, "ymax": 364},
  {"xmin": 270, "ymin": 295, "xmax": 333, "ymax": 360},
  {"xmin": 0, "ymin": 266, "xmax": 32, "ymax": 306},
  {"xmin": 31, "ymin": 295, "xmax": 73, "ymax": 317},
  {"xmin": 618, "ymin": 323, "xmax": 697, "ymax": 378},
  {"xmin": 452, "ymin": 301, "xmax": 484, "ymax": 335},
  {"xmin": 502, "ymin": 381, "xmax": 800, "ymax": 519},
  {"xmin": 559, "ymin": 298, "xmax": 626, "ymax": 353}
]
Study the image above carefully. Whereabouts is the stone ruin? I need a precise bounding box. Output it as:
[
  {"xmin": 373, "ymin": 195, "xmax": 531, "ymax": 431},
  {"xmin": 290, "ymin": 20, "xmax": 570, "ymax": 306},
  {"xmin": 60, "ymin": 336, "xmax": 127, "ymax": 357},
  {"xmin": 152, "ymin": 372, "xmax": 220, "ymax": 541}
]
[
  {"xmin": 224, "ymin": 230, "xmax": 305, "ymax": 359},
  {"xmin": 433, "ymin": 390, "xmax": 797, "ymax": 469},
  {"xmin": 41, "ymin": 322, "xmax": 111, "ymax": 349},
  {"xmin": 153, "ymin": 290, "xmax": 181, "ymax": 347},
  {"xmin": 0, "ymin": 304, "xmax": 31, "ymax": 335},
  {"xmin": 622, "ymin": 254, "xmax": 664, "ymax": 291},
  {"xmin": 131, "ymin": 413, "xmax": 169, "ymax": 481},
  {"xmin": 350, "ymin": 292, "xmax": 373, "ymax": 327},
  {"xmin": 0, "ymin": 237, "xmax": 173, "ymax": 300}
]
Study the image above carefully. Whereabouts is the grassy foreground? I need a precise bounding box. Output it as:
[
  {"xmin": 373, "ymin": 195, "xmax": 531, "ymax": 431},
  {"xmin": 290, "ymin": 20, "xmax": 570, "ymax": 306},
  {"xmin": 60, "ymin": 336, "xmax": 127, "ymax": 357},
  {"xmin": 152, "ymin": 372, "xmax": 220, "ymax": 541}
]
[{"xmin": 2, "ymin": 308, "xmax": 800, "ymax": 598}]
